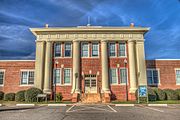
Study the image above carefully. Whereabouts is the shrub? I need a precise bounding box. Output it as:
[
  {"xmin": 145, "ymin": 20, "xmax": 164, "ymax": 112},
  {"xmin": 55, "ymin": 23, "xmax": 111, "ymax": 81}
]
[
  {"xmin": 4, "ymin": 93, "xmax": 15, "ymax": 101},
  {"xmin": 0, "ymin": 91, "xmax": 4, "ymax": 100},
  {"xmin": 148, "ymin": 87, "xmax": 157, "ymax": 101},
  {"xmin": 153, "ymin": 88, "xmax": 166, "ymax": 101},
  {"xmin": 163, "ymin": 89, "xmax": 178, "ymax": 100},
  {"xmin": 175, "ymin": 89, "xmax": 180, "ymax": 100},
  {"xmin": 25, "ymin": 87, "xmax": 43, "ymax": 102},
  {"xmin": 15, "ymin": 90, "xmax": 26, "ymax": 102},
  {"xmin": 56, "ymin": 93, "xmax": 63, "ymax": 102}
]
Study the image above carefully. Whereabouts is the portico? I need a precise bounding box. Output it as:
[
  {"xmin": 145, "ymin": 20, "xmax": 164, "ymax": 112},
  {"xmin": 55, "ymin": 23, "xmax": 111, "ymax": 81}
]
[{"xmin": 30, "ymin": 25, "xmax": 149, "ymax": 102}]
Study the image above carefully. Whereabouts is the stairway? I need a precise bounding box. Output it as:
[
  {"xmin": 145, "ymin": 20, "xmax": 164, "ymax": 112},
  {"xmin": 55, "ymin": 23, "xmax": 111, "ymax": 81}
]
[{"xmin": 81, "ymin": 93, "xmax": 102, "ymax": 103}]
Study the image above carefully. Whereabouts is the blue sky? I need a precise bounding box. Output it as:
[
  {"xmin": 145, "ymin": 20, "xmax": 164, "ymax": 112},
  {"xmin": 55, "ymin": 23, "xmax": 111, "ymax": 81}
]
[{"xmin": 0, "ymin": 0, "xmax": 180, "ymax": 60}]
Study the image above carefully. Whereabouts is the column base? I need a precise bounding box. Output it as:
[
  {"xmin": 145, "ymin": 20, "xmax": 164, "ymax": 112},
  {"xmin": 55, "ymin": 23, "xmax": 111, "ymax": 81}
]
[
  {"xmin": 129, "ymin": 88, "xmax": 137, "ymax": 93},
  {"xmin": 72, "ymin": 93, "xmax": 79, "ymax": 103},
  {"xmin": 101, "ymin": 89, "xmax": 111, "ymax": 94},
  {"xmin": 102, "ymin": 93, "xmax": 111, "ymax": 103},
  {"xmin": 43, "ymin": 89, "xmax": 52, "ymax": 94}
]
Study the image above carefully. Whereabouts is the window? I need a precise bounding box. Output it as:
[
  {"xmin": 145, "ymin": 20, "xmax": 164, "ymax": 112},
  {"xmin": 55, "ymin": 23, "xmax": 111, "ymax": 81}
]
[
  {"xmin": 21, "ymin": 70, "xmax": 34, "ymax": 85},
  {"xmin": 176, "ymin": 70, "xmax": 180, "ymax": 84},
  {"xmin": 64, "ymin": 43, "xmax": 71, "ymax": 57},
  {"xmin": 92, "ymin": 43, "xmax": 99, "ymax": 57},
  {"xmin": 54, "ymin": 43, "xmax": 61, "ymax": 57},
  {"xmin": 147, "ymin": 69, "xmax": 159, "ymax": 85},
  {"xmin": 64, "ymin": 69, "xmax": 71, "ymax": 84},
  {"xmin": 54, "ymin": 69, "xmax": 61, "ymax": 84},
  {"xmin": 110, "ymin": 69, "xmax": 117, "ymax": 84},
  {"xmin": 0, "ymin": 71, "xmax": 4, "ymax": 85},
  {"xmin": 81, "ymin": 43, "xmax": 89, "ymax": 57},
  {"xmin": 119, "ymin": 43, "xmax": 126, "ymax": 57},
  {"xmin": 109, "ymin": 43, "xmax": 116, "ymax": 57},
  {"xmin": 120, "ymin": 68, "xmax": 127, "ymax": 84}
]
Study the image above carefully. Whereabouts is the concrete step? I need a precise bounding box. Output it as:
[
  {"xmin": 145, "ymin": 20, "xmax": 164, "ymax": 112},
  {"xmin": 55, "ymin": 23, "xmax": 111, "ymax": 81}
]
[{"xmin": 81, "ymin": 93, "xmax": 102, "ymax": 103}]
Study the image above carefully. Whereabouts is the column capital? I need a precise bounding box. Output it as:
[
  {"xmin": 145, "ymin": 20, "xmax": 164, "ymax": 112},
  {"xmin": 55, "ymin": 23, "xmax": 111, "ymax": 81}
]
[
  {"xmin": 101, "ymin": 39, "xmax": 108, "ymax": 43},
  {"xmin": 73, "ymin": 40, "xmax": 80, "ymax": 42}
]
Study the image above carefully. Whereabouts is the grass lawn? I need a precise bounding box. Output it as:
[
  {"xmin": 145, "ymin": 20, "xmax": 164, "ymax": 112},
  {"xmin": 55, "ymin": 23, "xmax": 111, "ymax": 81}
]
[{"xmin": 111, "ymin": 100, "xmax": 180, "ymax": 104}]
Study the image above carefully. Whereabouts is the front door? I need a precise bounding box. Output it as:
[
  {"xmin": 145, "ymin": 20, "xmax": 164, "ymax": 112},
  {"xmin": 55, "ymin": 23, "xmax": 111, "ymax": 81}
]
[{"xmin": 85, "ymin": 78, "xmax": 97, "ymax": 93}]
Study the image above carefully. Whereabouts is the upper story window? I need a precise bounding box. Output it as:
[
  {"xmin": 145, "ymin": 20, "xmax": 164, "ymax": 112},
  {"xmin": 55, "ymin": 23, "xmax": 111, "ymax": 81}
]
[
  {"xmin": 110, "ymin": 68, "xmax": 117, "ymax": 84},
  {"xmin": 0, "ymin": 70, "xmax": 5, "ymax": 86},
  {"xmin": 64, "ymin": 43, "xmax": 71, "ymax": 57},
  {"xmin": 120, "ymin": 68, "xmax": 127, "ymax": 84},
  {"xmin": 21, "ymin": 70, "xmax": 34, "ymax": 85},
  {"xmin": 81, "ymin": 43, "xmax": 89, "ymax": 57},
  {"xmin": 54, "ymin": 43, "xmax": 61, "ymax": 57},
  {"xmin": 119, "ymin": 43, "xmax": 126, "ymax": 57},
  {"xmin": 92, "ymin": 43, "xmax": 99, "ymax": 57},
  {"xmin": 147, "ymin": 69, "xmax": 159, "ymax": 85},
  {"xmin": 109, "ymin": 43, "xmax": 116, "ymax": 57},
  {"xmin": 175, "ymin": 69, "xmax": 180, "ymax": 85},
  {"xmin": 54, "ymin": 69, "xmax": 61, "ymax": 84},
  {"xmin": 64, "ymin": 68, "xmax": 71, "ymax": 84}
]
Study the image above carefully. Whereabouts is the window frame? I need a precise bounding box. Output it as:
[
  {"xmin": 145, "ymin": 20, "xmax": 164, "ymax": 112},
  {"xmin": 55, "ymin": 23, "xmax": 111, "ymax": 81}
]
[
  {"xmin": 20, "ymin": 70, "xmax": 35, "ymax": 86},
  {"xmin": 64, "ymin": 42, "xmax": 72, "ymax": 57},
  {"xmin": 175, "ymin": 68, "xmax": 180, "ymax": 85},
  {"xmin": 109, "ymin": 42, "xmax": 117, "ymax": 57},
  {"xmin": 110, "ymin": 68, "xmax": 118, "ymax": 85},
  {"xmin": 63, "ymin": 68, "xmax": 71, "ymax": 85},
  {"xmin": 53, "ymin": 68, "xmax": 61, "ymax": 85},
  {"xmin": 119, "ymin": 67, "xmax": 128, "ymax": 85},
  {"xmin": 54, "ymin": 42, "xmax": 62, "ymax": 58},
  {"xmin": 81, "ymin": 42, "xmax": 89, "ymax": 58},
  {"xmin": 146, "ymin": 68, "xmax": 160, "ymax": 85},
  {"xmin": 118, "ymin": 42, "xmax": 127, "ymax": 57},
  {"xmin": 0, "ymin": 69, "xmax": 5, "ymax": 86},
  {"xmin": 91, "ymin": 42, "xmax": 99, "ymax": 57}
]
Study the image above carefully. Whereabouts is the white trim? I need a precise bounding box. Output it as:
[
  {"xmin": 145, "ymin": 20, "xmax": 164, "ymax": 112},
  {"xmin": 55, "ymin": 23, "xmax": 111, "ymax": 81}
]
[
  {"xmin": 64, "ymin": 68, "xmax": 72, "ymax": 85},
  {"xmin": 54, "ymin": 42, "xmax": 63, "ymax": 58},
  {"xmin": 0, "ymin": 69, "xmax": 5, "ymax": 86},
  {"xmin": 64, "ymin": 42, "xmax": 72, "ymax": 58},
  {"xmin": 175, "ymin": 68, "xmax": 180, "ymax": 85},
  {"xmin": 119, "ymin": 67, "xmax": 128, "ymax": 85},
  {"xmin": 20, "ymin": 69, "xmax": 35, "ymax": 86},
  {"xmin": 91, "ymin": 42, "xmax": 99, "ymax": 58},
  {"xmin": 53, "ymin": 68, "xmax": 61, "ymax": 85},
  {"xmin": 109, "ymin": 42, "xmax": 117, "ymax": 58},
  {"xmin": 0, "ymin": 60, "xmax": 35, "ymax": 62},
  {"xmin": 81, "ymin": 42, "xmax": 89, "ymax": 58},
  {"xmin": 110, "ymin": 68, "xmax": 118, "ymax": 85},
  {"xmin": 118, "ymin": 42, "xmax": 127, "ymax": 58},
  {"xmin": 146, "ymin": 68, "xmax": 161, "ymax": 85}
]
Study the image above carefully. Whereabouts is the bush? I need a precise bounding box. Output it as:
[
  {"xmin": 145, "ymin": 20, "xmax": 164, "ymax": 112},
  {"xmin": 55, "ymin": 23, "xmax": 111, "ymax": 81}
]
[
  {"xmin": 25, "ymin": 87, "xmax": 43, "ymax": 102},
  {"xmin": 175, "ymin": 89, "xmax": 180, "ymax": 100},
  {"xmin": 148, "ymin": 87, "xmax": 157, "ymax": 101},
  {"xmin": 0, "ymin": 91, "xmax": 4, "ymax": 100},
  {"xmin": 4, "ymin": 93, "xmax": 15, "ymax": 101},
  {"xmin": 163, "ymin": 89, "xmax": 178, "ymax": 100},
  {"xmin": 56, "ymin": 93, "xmax": 63, "ymax": 102},
  {"xmin": 153, "ymin": 88, "xmax": 166, "ymax": 101},
  {"xmin": 15, "ymin": 90, "xmax": 26, "ymax": 102}
]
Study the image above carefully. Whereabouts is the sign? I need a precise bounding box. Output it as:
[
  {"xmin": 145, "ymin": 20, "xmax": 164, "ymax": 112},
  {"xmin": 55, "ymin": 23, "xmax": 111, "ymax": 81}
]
[{"xmin": 138, "ymin": 85, "xmax": 147, "ymax": 97}]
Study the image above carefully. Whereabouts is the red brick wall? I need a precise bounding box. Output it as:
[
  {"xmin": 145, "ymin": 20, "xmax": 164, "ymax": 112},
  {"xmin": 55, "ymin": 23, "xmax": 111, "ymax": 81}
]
[
  {"xmin": 146, "ymin": 60, "xmax": 180, "ymax": 89},
  {"xmin": 0, "ymin": 61, "xmax": 35, "ymax": 93}
]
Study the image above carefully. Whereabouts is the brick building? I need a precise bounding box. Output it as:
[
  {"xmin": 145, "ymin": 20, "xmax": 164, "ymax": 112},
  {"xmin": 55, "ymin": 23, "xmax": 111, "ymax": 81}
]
[{"xmin": 0, "ymin": 25, "xmax": 180, "ymax": 102}]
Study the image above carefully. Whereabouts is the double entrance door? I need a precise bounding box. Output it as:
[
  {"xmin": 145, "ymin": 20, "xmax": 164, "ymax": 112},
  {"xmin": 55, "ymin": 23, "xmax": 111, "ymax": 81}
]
[{"xmin": 84, "ymin": 75, "xmax": 97, "ymax": 93}]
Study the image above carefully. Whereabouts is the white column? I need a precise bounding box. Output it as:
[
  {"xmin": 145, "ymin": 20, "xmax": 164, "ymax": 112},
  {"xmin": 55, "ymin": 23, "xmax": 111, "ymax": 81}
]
[
  {"xmin": 43, "ymin": 41, "xmax": 53, "ymax": 94},
  {"xmin": 34, "ymin": 41, "xmax": 45, "ymax": 89},
  {"xmin": 101, "ymin": 40, "xmax": 110, "ymax": 93},
  {"xmin": 128, "ymin": 40, "xmax": 137, "ymax": 93},
  {"xmin": 72, "ymin": 40, "xmax": 80, "ymax": 93},
  {"xmin": 136, "ymin": 40, "xmax": 147, "ymax": 86}
]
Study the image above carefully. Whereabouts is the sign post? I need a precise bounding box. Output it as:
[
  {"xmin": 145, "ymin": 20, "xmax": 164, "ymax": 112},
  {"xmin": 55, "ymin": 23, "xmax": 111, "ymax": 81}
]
[{"xmin": 138, "ymin": 85, "xmax": 148, "ymax": 103}]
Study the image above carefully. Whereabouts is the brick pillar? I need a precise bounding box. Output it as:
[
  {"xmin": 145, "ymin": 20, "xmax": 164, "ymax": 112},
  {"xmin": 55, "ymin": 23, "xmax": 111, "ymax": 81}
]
[{"xmin": 43, "ymin": 41, "xmax": 52, "ymax": 94}]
